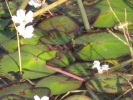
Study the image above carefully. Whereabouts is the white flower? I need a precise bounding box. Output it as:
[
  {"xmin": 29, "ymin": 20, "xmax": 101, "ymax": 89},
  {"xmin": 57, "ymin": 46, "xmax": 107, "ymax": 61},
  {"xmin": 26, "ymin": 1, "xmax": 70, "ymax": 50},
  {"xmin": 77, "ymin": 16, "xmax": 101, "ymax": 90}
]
[
  {"xmin": 101, "ymin": 64, "xmax": 110, "ymax": 71},
  {"xmin": 92, "ymin": 60, "xmax": 103, "ymax": 74},
  {"xmin": 92, "ymin": 60, "xmax": 100, "ymax": 69},
  {"xmin": 34, "ymin": 95, "xmax": 49, "ymax": 100},
  {"xmin": 17, "ymin": 24, "xmax": 34, "ymax": 38},
  {"xmin": 92, "ymin": 61, "xmax": 110, "ymax": 74},
  {"xmin": 12, "ymin": 9, "xmax": 33, "ymax": 25},
  {"xmin": 29, "ymin": 0, "xmax": 41, "ymax": 8}
]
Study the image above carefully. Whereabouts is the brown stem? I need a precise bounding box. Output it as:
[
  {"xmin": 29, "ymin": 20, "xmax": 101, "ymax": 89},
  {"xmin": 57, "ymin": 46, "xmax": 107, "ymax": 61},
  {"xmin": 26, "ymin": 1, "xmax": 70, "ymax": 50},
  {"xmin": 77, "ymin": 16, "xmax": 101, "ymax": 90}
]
[{"xmin": 45, "ymin": 65, "xmax": 85, "ymax": 82}]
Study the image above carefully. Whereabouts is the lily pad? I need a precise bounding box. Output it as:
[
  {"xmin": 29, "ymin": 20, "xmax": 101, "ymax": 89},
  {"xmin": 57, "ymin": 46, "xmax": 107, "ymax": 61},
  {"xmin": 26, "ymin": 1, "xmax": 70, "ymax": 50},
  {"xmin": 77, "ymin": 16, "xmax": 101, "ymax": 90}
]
[
  {"xmin": 0, "ymin": 18, "xmax": 10, "ymax": 29},
  {"xmin": 20, "ymin": 44, "xmax": 50, "ymax": 55},
  {"xmin": 1, "ymin": 36, "xmax": 17, "ymax": 53},
  {"xmin": 0, "ymin": 82, "xmax": 32, "ymax": 98},
  {"xmin": 38, "ymin": 16, "xmax": 79, "ymax": 33},
  {"xmin": 86, "ymin": 73, "xmax": 133, "ymax": 93},
  {"xmin": 67, "ymin": 63, "xmax": 92, "ymax": 77},
  {"xmin": 0, "ymin": 28, "xmax": 15, "ymax": 43},
  {"xmin": 0, "ymin": 82, "xmax": 50, "ymax": 99},
  {"xmin": 20, "ymin": 28, "xmax": 46, "ymax": 45},
  {"xmin": 64, "ymin": 95, "xmax": 92, "ymax": 100},
  {"xmin": 47, "ymin": 51, "xmax": 75, "ymax": 67},
  {"xmin": 61, "ymin": 2, "xmax": 100, "ymax": 24},
  {"xmin": 36, "ymin": 74, "xmax": 82, "ymax": 95},
  {"xmin": 0, "ymin": 1, "xmax": 19, "ymax": 18},
  {"xmin": 75, "ymin": 32, "xmax": 130, "ymax": 60},
  {"xmin": 0, "ymin": 50, "xmax": 56, "ymax": 79},
  {"xmin": 2, "ymin": 29, "xmax": 47, "ymax": 53},
  {"xmin": 93, "ymin": 0, "xmax": 133, "ymax": 27},
  {"xmin": 40, "ymin": 31, "xmax": 72, "ymax": 45}
]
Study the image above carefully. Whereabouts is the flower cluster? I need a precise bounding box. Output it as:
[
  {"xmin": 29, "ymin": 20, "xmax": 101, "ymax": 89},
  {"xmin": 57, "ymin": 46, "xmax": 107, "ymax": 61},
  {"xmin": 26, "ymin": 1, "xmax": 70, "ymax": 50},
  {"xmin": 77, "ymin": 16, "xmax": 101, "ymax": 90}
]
[
  {"xmin": 34, "ymin": 95, "xmax": 49, "ymax": 100},
  {"xmin": 12, "ymin": 9, "xmax": 34, "ymax": 38},
  {"xmin": 92, "ymin": 60, "xmax": 110, "ymax": 74},
  {"xmin": 11, "ymin": 0, "xmax": 48, "ymax": 38},
  {"xmin": 28, "ymin": 0, "xmax": 48, "ymax": 8}
]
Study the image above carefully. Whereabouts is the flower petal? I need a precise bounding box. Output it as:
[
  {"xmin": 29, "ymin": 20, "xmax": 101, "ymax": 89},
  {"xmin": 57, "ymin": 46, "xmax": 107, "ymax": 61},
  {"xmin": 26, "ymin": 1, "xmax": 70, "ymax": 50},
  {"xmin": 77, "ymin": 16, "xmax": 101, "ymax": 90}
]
[
  {"xmin": 17, "ymin": 24, "xmax": 25, "ymax": 34},
  {"xmin": 26, "ymin": 11, "xmax": 33, "ymax": 23},
  {"xmin": 24, "ymin": 25, "xmax": 34, "ymax": 38},
  {"xmin": 28, "ymin": 0, "xmax": 41, "ymax": 8},
  {"xmin": 17, "ymin": 25, "xmax": 34, "ymax": 38},
  {"xmin": 12, "ymin": 16, "xmax": 19, "ymax": 23},
  {"xmin": 41, "ymin": 96, "xmax": 49, "ymax": 100},
  {"xmin": 34, "ymin": 95, "xmax": 41, "ymax": 100},
  {"xmin": 17, "ymin": 9, "xmax": 25, "ymax": 20}
]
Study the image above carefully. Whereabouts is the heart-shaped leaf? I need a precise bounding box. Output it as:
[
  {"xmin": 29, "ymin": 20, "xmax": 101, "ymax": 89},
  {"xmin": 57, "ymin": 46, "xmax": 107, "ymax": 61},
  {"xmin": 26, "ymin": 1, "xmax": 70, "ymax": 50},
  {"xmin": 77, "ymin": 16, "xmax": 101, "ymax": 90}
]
[
  {"xmin": 38, "ymin": 16, "xmax": 79, "ymax": 33},
  {"xmin": 93, "ymin": 0, "xmax": 133, "ymax": 27},
  {"xmin": 47, "ymin": 51, "xmax": 75, "ymax": 67},
  {"xmin": 75, "ymin": 32, "xmax": 130, "ymax": 60},
  {"xmin": 64, "ymin": 95, "xmax": 92, "ymax": 100},
  {"xmin": 86, "ymin": 73, "xmax": 133, "ymax": 93},
  {"xmin": 36, "ymin": 74, "xmax": 82, "ymax": 95},
  {"xmin": 67, "ymin": 63, "xmax": 92, "ymax": 77}
]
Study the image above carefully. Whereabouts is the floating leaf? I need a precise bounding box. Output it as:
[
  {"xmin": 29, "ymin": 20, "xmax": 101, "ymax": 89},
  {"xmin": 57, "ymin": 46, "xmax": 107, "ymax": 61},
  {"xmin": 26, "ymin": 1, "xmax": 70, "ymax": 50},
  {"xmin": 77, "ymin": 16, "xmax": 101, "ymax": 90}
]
[
  {"xmin": 0, "ymin": 82, "xmax": 32, "ymax": 98},
  {"xmin": 20, "ymin": 29, "xmax": 46, "ymax": 45},
  {"xmin": 61, "ymin": 2, "xmax": 100, "ymax": 24},
  {"xmin": 67, "ymin": 63, "xmax": 92, "ymax": 77},
  {"xmin": 2, "ymin": 29, "xmax": 46, "ymax": 53},
  {"xmin": 64, "ymin": 95, "xmax": 92, "ymax": 100},
  {"xmin": 0, "ymin": 82, "xmax": 50, "ymax": 99},
  {"xmin": 75, "ymin": 32, "xmax": 130, "ymax": 60},
  {"xmin": 0, "ymin": 18, "xmax": 10, "ymax": 29},
  {"xmin": 93, "ymin": 0, "xmax": 133, "ymax": 27},
  {"xmin": 0, "ymin": 50, "xmax": 56, "ymax": 79},
  {"xmin": 38, "ymin": 16, "xmax": 79, "ymax": 33},
  {"xmin": 36, "ymin": 74, "xmax": 82, "ymax": 95},
  {"xmin": 19, "ymin": 87, "xmax": 50, "ymax": 99},
  {"xmin": 0, "ymin": 28, "xmax": 15, "ymax": 43},
  {"xmin": 2, "ymin": 36, "xmax": 17, "ymax": 53},
  {"xmin": 47, "ymin": 51, "xmax": 75, "ymax": 67},
  {"xmin": 20, "ymin": 44, "xmax": 50, "ymax": 55},
  {"xmin": 1, "ymin": 94, "xmax": 26, "ymax": 100},
  {"xmin": 40, "ymin": 31, "xmax": 72, "ymax": 45},
  {"xmin": 86, "ymin": 73, "xmax": 133, "ymax": 93},
  {"xmin": 0, "ymin": 1, "xmax": 19, "ymax": 18}
]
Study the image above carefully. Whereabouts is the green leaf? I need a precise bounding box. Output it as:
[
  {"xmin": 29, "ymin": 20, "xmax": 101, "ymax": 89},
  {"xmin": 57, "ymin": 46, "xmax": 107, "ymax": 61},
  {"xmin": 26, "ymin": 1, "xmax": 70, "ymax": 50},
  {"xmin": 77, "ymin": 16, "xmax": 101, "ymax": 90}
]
[
  {"xmin": 93, "ymin": 0, "xmax": 133, "ymax": 27},
  {"xmin": 64, "ymin": 95, "xmax": 92, "ymax": 100},
  {"xmin": 0, "ymin": 18, "xmax": 10, "ymax": 29},
  {"xmin": 67, "ymin": 63, "xmax": 92, "ymax": 77},
  {"xmin": 0, "ymin": 1, "xmax": 19, "ymax": 18},
  {"xmin": 20, "ymin": 29, "xmax": 46, "ymax": 45},
  {"xmin": 75, "ymin": 32, "xmax": 130, "ymax": 60},
  {"xmin": 0, "ymin": 49, "xmax": 56, "ymax": 79},
  {"xmin": 36, "ymin": 74, "xmax": 82, "ymax": 95},
  {"xmin": 40, "ymin": 31, "xmax": 72, "ymax": 45},
  {"xmin": 0, "ymin": 82, "xmax": 32, "ymax": 98},
  {"xmin": 2, "ymin": 36, "xmax": 17, "ymax": 53},
  {"xmin": 86, "ymin": 73, "xmax": 133, "ymax": 93},
  {"xmin": 47, "ymin": 51, "xmax": 75, "ymax": 67},
  {"xmin": 0, "ymin": 28, "xmax": 15, "ymax": 43},
  {"xmin": 38, "ymin": 16, "xmax": 78, "ymax": 33},
  {"xmin": 61, "ymin": 2, "xmax": 100, "ymax": 23},
  {"xmin": 20, "ymin": 44, "xmax": 50, "ymax": 56},
  {"xmin": 0, "ymin": 82, "xmax": 50, "ymax": 99}
]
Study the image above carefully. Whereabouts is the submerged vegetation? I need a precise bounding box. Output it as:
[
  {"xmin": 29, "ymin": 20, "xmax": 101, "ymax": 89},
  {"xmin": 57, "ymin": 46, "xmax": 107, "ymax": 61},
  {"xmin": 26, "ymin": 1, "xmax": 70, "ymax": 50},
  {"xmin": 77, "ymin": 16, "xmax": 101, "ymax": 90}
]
[{"xmin": 0, "ymin": 0, "xmax": 133, "ymax": 99}]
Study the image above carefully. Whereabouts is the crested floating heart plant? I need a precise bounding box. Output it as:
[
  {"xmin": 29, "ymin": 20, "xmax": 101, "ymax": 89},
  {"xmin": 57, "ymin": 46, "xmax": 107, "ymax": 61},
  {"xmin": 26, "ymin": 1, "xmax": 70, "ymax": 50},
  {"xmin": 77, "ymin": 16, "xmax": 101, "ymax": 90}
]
[{"xmin": 1, "ymin": 0, "xmax": 133, "ymax": 99}]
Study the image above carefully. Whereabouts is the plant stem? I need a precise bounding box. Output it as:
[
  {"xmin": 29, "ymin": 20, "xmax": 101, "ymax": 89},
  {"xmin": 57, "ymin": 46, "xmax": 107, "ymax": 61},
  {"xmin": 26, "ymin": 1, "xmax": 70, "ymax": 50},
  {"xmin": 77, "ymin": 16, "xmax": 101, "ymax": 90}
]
[
  {"xmin": 19, "ymin": 0, "xmax": 30, "ymax": 10},
  {"xmin": 45, "ymin": 65, "xmax": 85, "ymax": 82},
  {"xmin": 76, "ymin": 0, "xmax": 91, "ymax": 32},
  {"xmin": 5, "ymin": 0, "xmax": 22, "ymax": 75},
  {"xmin": 33, "ymin": 0, "xmax": 68, "ymax": 17}
]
